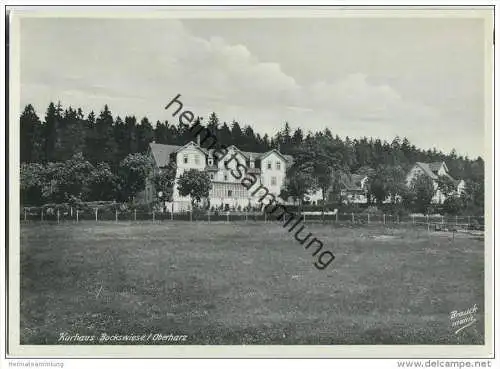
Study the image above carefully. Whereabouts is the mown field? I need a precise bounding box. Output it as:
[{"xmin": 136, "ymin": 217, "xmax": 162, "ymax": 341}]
[{"xmin": 20, "ymin": 221, "xmax": 484, "ymax": 345}]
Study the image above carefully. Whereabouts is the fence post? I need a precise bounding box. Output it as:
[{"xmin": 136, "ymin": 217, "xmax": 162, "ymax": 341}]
[
  {"xmin": 264, "ymin": 211, "xmax": 267, "ymax": 223},
  {"xmin": 226, "ymin": 212, "xmax": 229, "ymax": 223},
  {"xmin": 441, "ymin": 215, "xmax": 444, "ymax": 225},
  {"xmin": 468, "ymin": 216, "xmax": 471, "ymax": 226},
  {"xmin": 245, "ymin": 209, "xmax": 248, "ymax": 222},
  {"xmin": 24, "ymin": 208, "xmax": 27, "ymax": 221},
  {"xmin": 41, "ymin": 209, "xmax": 44, "ymax": 222},
  {"xmin": 397, "ymin": 215, "xmax": 399, "ymax": 224},
  {"xmin": 95, "ymin": 208, "xmax": 98, "ymax": 222},
  {"xmin": 351, "ymin": 212, "xmax": 354, "ymax": 223},
  {"xmin": 152, "ymin": 210, "xmax": 155, "ymax": 223},
  {"xmin": 412, "ymin": 214, "xmax": 415, "ymax": 225},
  {"xmin": 336, "ymin": 212, "xmax": 338, "ymax": 223},
  {"xmin": 57, "ymin": 209, "xmax": 60, "ymax": 224},
  {"xmin": 455, "ymin": 215, "xmax": 458, "ymax": 226},
  {"xmin": 190, "ymin": 210, "xmax": 193, "ymax": 222},
  {"xmin": 303, "ymin": 213, "xmax": 306, "ymax": 225},
  {"xmin": 76, "ymin": 210, "xmax": 79, "ymax": 223},
  {"xmin": 134, "ymin": 209, "xmax": 137, "ymax": 222},
  {"xmin": 208, "ymin": 210, "xmax": 210, "ymax": 223},
  {"xmin": 115, "ymin": 209, "xmax": 118, "ymax": 223},
  {"xmin": 426, "ymin": 214, "xmax": 429, "ymax": 228},
  {"xmin": 383, "ymin": 214, "xmax": 386, "ymax": 225},
  {"xmin": 367, "ymin": 213, "xmax": 370, "ymax": 224}
]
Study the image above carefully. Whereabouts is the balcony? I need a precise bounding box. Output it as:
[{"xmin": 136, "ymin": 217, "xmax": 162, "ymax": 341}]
[{"xmin": 206, "ymin": 165, "xmax": 219, "ymax": 172}]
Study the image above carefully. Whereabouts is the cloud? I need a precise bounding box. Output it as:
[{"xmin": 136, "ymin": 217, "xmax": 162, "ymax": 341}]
[{"xmin": 20, "ymin": 18, "xmax": 477, "ymax": 156}]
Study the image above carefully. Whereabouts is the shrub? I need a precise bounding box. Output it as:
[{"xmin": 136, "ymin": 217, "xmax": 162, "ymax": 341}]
[{"xmin": 362, "ymin": 206, "xmax": 383, "ymax": 215}]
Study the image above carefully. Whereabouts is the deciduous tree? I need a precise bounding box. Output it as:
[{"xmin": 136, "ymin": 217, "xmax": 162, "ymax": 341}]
[
  {"xmin": 177, "ymin": 169, "xmax": 212, "ymax": 208},
  {"xmin": 117, "ymin": 153, "xmax": 154, "ymax": 202}
]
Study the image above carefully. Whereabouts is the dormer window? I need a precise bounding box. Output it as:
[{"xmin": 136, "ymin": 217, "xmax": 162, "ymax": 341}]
[
  {"xmin": 267, "ymin": 162, "xmax": 271, "ymax": 169},
  {"xmin": 276, "ymin": 161, "xmax": 281, "ymax": 170},
  {"xmin": 208, "ymin": 158, "xmax": 213, "ymax": 166},
  {"xmin": 183, "ymin": 154, "xmax": 188, "ymax": 164}
]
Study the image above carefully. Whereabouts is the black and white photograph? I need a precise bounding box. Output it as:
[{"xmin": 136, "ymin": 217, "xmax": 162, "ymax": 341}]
[{"xmin": 4, "ymin": 4, "xmax": 495, "ymax": 362}]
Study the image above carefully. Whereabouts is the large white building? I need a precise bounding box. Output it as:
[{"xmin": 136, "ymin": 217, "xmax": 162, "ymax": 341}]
[{"xmin": 143, "ymin": 141, "xmax": 293, "ymax": 212}]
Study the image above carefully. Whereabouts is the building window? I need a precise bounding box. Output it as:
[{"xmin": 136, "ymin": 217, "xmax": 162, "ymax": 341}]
[
  {"xmin": 271, "ymin": 177, "xmax": 277, "ymax": 186},
  {"xmin": 183, "ymin": 154, "xmax": 188, "ymax": 164},
  {"xmin": 208, "ymin": 158, "xmax": 213, "ymax": 166},
  {"xmin": 210, "ymin": 173, "xmax": 214, "ymax": 180},
  {"xmin": 267, "ymin": 162, "xmax": 271, "ymax": 169},
  {"xmin": 224, "ymin": 174, "xmax": 228, "ymax": 181},
  {"xmin": 195, "ymin": 154, "xmax": 200, "ymax": 165},
  {"xmin": 276, "ymin": 161, "xmax": 281, "ymax": 170},
  {"xmin": 228, "ymin": 190, "xmax": 233, "ymax": 197}
]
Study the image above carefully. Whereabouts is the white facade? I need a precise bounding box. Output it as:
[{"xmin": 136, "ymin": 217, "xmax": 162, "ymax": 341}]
[
  {"xmin": 172, "ymin": 143, "xmax": 207, "ymax": 208},
  {"xmin": 259, "ymin": 151, "xmax": 287, "ymax": 197},
  {"xmin": 149, "ymin": 142, "xmax": 291, "ymax": 212},
  {"xmin": 406, "ymin": 162, "xmax": 464, "ymax": 204}
]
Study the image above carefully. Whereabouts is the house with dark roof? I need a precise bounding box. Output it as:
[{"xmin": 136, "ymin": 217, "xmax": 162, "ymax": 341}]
[
  {"xmin": 340, "ymin": 173, "xmax": 369, "ymax": 203},
  {"xmin": 303, "ymin": 173, "xmax": 370, "ymax": 205},
  {"xmin": 141, "ymin": 140, "xmax": 293, "ymax": 211},
  {"xmin": 406, "ymin": 161, "xmax": 465, "ymax": 204}
]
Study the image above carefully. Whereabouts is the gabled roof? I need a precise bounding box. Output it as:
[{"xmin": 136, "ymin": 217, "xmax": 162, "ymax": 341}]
[
  {"xmin": 414, "ymin": 161, "xmax": 455, "ymax": 182},
  {"xmin": 258, "ymin": 149, "xmax": 289, "ymax": 163},
  {"xmin": 241, "ymin": 150, "xmax": 263, "ymax": 160},
  {"xmin": 150, "ymin": 141, "xmax": 294, "ymax": 168},
  {"xmin": 340, "ymin": 173, "xmax": 367, "ymax": 191},
  {"xmin": 175, "ymin": 141, "xmax": 208, "ymax": 155},
  {"xmin": 428, "ymin": 162, "xmax": 443, "ymax": 172},
  {"xmin": 149, "ymin": 143, "xmax": 180, "ymax": 167},
  {"xmin": 415, "ymin": 162, "xmax": 439, "ymax": 180},
  {"xmin": 209, "ymin": 148, "xmax": 293, "ymax": 166}
]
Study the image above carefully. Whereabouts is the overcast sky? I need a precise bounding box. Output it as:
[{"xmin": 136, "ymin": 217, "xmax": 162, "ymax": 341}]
[{"xmin": 20, "ymin": 16, "xmax": 487, "ymax": 158}]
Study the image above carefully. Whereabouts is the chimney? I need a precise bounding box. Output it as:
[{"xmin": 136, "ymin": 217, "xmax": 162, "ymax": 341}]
[
  {"xmin": 197, "ymin": 134, "xmax": 200, "ymax": 146},
  {"xmin": 250, "ymin": 154, "xmax": 255, "ymax": 168}
]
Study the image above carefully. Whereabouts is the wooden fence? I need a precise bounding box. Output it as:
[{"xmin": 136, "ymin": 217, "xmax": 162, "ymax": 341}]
[{"xmin": 20, "ymin": 206, "xmax": 484, "ymax": 231}]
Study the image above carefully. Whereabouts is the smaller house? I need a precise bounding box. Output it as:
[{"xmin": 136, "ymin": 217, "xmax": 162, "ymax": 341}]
[
  {"xmin": 303, "ymin": 173, "xmax": 369, "ymax": 205},
  {"xmin": 339, "ymin": 173, "xmax": 369, "ymax": 204},
  {"xmin": 406, "ymin": 161, "xmax": 465, "ymax": 204}
]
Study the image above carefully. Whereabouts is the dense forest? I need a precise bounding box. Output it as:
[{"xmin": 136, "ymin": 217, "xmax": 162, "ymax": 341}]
[
  {"xmin": 21, "ymin": 101, "xmax": 483, "ymax": 179},
  {"xmin": 20, "ymin": 101, "xmax": 485, "ymax": 214}
]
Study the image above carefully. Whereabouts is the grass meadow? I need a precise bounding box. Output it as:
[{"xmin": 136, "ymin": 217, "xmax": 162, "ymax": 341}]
[{"xmin": 20, "ymin": 221, "xmax": 484, "ymax": 345}]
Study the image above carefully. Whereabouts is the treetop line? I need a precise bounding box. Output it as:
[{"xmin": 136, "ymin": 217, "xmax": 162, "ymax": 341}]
[{"xmin": 21, "ymin": 99, "xmax": 483, "ymax": 170}]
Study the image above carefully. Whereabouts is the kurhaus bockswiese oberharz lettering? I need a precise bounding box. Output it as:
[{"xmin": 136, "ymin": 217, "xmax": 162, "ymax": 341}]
[{"xmin": 143, "ymin": 140, "xmax": 293, "ymax": 212}]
